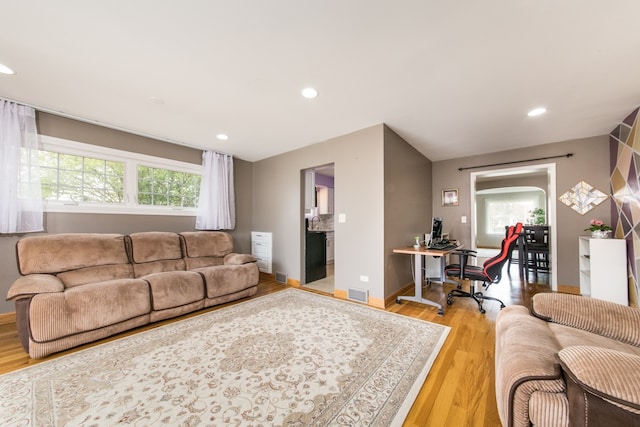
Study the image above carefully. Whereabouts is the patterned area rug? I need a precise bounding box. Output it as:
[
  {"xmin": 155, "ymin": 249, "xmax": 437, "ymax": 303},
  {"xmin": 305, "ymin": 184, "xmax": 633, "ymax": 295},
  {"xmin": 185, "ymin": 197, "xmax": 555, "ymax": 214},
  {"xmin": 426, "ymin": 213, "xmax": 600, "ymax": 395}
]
[{"xmin": 0, "ymin": 289, "xmax": 450, "ymax": 426}]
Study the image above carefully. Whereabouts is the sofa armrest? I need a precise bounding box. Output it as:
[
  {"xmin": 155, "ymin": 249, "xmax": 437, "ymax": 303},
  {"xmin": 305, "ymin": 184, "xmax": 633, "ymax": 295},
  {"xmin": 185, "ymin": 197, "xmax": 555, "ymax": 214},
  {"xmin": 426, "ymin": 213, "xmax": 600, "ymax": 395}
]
[
  {"xmin": 532, "ymin": 293, "xmax": 640, "ymax": 347},
  {"xmin": 558, "ymin": 346, "xmax": 640, "ymax": 424},
  {"xmin": 7, "ymin": 274, "xmax": 64, "ymax": 301},
  {"xmin": 223, "ymin": 253, "xmax": 257, "ymax": 265}
]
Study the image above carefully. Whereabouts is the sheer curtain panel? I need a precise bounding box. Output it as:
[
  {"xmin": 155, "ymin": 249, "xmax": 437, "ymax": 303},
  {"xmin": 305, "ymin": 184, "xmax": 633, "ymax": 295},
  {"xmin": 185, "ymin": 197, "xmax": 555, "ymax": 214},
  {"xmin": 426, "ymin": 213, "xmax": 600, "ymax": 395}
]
[
  {"xmin": 0, "ymin": 100, "xmax": 43, "ymax": 233},
  {"xmin": 195, "ymin": 150, "xmax": 235, "ymax": 230}
]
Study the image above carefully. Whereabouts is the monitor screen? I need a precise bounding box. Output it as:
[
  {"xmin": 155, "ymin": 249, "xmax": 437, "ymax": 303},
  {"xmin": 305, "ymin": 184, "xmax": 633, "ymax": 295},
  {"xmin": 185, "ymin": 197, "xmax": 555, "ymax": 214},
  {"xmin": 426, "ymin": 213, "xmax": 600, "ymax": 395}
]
[{"xmin": 431, "ymin": 217, "xmax": 443, "ymax": 243}]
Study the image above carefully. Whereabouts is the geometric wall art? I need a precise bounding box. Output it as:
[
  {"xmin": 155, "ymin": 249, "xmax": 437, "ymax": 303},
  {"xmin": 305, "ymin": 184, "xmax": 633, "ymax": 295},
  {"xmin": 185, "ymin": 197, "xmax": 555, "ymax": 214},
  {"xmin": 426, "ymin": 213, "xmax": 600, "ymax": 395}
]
[
  {"xmin": 610, "ymin": 106, "xmax": 640, "ymax": 307},
  {"xmin": 558, "ymin": 180, "xmax": 609, "ymax": 215}
]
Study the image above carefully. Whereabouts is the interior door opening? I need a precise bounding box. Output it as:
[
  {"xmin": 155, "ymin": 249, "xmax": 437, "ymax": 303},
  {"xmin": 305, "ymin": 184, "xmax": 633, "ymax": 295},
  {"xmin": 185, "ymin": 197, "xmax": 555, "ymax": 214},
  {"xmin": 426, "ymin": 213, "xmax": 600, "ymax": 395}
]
[
  {"xmin": 301, "ymin": 164, "xmax": 335, "ymax": 294},
  {"xmin": 470, "ymin": 164, "xmax": 557, "ymax": 291}
]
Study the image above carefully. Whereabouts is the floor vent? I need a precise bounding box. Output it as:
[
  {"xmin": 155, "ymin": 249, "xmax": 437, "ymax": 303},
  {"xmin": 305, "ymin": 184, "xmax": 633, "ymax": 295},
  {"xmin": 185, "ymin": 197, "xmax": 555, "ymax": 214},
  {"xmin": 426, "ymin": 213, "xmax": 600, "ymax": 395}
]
[
  {"xmin": 275, "ymin": 272, "xmax": 288, "ymax": 284},
  {"xmin": 348, "ymin": 288, "xmax": 369, "ymax": 304}
]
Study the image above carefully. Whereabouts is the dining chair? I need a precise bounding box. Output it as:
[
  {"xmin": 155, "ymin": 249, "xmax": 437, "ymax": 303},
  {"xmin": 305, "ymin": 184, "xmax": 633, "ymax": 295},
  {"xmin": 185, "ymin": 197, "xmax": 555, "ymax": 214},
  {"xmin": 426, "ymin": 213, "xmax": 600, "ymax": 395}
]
[{"xmin": 523, "ymin": 225, "xmax": 550, "ymax": 276}]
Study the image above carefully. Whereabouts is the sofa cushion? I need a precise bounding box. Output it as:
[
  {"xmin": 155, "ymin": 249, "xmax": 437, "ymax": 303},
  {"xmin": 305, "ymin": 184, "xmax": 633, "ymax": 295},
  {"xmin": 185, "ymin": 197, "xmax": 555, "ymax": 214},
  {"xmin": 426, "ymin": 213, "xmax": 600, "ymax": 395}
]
[
  {"xmin": 548, "ymin": 323, "xmax": 640, "ymax": 357},
  {"xmin": 57, "ymin": 264, "xmax": 134, "ymax": 288},
  {"xmin": 28, "ymin": 279, "xmax": 150, "ymax": 342},
  {"xmin": 224, "ymin": 253, "xmax": 257, "ymax": 265},
  {"xmin": 194, "ymin": 263, "xmax": 259, "ymax": 299},
  {"xmin": 184, "ymin": 257, "xmax": 224, "ymax": 270},
  {"xmin": 144, "ymin": 271, "xmax": 205, "ymax": 311},
  {"xmin": 129, "ymin": 232, "xmax": 183, "ymax": 263},
  {"xmin": 17, "ymin": 233, "xmax": 129, "ymax": 274},
  {"xmin": 132, "ymin": 259, "xmax": 186, "ymax": 278},
  {"xmin": 181, "ymin": 231, "xmax": 233, "ymax": 258},
  {"xmin": 129, "ymin": 232, "xmax": 186, "ymax": 277}
]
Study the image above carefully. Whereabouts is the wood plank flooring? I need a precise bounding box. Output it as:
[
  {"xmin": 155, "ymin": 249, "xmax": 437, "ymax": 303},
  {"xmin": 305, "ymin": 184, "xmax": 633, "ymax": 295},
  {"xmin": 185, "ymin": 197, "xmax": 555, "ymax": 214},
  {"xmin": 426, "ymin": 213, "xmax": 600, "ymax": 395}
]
[{"xmin": 0, "ymin": 267, "xmax": 570, "ymax": 426}]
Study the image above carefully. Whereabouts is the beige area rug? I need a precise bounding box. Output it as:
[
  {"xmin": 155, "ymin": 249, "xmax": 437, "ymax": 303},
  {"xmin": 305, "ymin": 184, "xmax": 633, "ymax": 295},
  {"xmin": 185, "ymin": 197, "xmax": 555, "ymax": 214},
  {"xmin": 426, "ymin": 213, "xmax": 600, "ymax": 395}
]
[{"xmin": 0, "ymin": 289, "xmax": 450, "ymax": 426}]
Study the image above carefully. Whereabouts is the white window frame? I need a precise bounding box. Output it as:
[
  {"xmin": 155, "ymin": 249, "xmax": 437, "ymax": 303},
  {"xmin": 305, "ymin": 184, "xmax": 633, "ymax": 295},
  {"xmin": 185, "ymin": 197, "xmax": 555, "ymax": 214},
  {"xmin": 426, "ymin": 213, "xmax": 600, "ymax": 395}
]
[{"xmin": 40, "ymin": 135, "xmax": 202, "ymax": 216}]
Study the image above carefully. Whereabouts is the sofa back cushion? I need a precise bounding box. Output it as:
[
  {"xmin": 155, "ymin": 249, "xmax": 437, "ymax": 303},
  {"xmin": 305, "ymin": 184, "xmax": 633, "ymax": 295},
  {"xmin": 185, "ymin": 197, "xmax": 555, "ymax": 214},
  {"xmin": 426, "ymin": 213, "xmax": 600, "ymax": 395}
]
[
  {"xmin": 128, "ymin": 232, "xmax": 185, "ymax": 277},
  {"xmin": 180, "ymin": 231, "xmax": 234, "ymax": 269},
  {"xmin": 17, "ymin": 233, "xmax": 129, "ymax": 275},
  {"xmin": 180, "ymin": 231, "xmax": 234, "ymax": 257}
]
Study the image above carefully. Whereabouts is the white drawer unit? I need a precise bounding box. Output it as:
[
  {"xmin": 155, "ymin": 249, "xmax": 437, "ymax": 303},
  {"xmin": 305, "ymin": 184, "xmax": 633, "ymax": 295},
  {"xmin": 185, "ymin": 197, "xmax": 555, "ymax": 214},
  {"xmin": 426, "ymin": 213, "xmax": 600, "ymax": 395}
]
[{"xmin": 251, "ymin": 231, "xmax": 273, "ymax": 274}]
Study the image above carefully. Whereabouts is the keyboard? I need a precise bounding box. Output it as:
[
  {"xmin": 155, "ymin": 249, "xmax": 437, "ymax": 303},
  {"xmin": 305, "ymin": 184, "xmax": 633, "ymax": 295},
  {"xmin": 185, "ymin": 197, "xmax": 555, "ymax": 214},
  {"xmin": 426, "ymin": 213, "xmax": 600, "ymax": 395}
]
[{"xmin": 428, "ymin": 242, "xmax": 458, "ymax": 251}]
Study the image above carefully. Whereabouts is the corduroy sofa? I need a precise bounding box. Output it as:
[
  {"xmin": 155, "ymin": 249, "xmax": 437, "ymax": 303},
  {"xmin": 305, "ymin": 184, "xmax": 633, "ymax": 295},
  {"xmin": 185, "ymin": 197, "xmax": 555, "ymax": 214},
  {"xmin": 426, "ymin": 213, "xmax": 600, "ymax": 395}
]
[
  {"xmin": 6, "ymin": 231, "xmax": 259, "ymax": 359},
  {"xmin": 495, "ymin": 293, "xmax": 640, "ymax": 426}
]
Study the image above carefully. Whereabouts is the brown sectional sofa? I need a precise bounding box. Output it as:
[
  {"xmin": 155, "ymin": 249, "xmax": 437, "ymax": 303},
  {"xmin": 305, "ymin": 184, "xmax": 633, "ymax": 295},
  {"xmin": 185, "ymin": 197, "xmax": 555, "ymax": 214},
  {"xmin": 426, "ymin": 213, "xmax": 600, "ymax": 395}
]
[
  {"xmin": 7, "ymin": 231, "xmax": 259, "ymax": 359},
  {"xmin": 495, "ymin": 293, "xmax": 640, "ymax": 426}
]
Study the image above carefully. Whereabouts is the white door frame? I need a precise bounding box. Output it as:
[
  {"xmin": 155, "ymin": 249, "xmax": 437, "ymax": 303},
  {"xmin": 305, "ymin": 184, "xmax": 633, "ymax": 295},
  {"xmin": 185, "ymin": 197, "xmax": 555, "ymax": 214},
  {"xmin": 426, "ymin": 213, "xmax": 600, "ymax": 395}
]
[{"xmin": 469, "ymin": 163, "xmax": 557, "ymax": 291}]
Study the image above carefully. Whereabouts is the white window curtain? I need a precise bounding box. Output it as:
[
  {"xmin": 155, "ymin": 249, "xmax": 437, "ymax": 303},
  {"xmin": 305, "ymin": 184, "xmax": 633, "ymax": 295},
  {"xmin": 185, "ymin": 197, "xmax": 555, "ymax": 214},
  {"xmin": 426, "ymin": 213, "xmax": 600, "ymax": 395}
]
[
  {"xmin": 195, "ymin": 150, "xmax": 235, "ymax": 230},
  {"xmin": 0, "ymin": 100, "xmax": 43, "ymax": 233}
]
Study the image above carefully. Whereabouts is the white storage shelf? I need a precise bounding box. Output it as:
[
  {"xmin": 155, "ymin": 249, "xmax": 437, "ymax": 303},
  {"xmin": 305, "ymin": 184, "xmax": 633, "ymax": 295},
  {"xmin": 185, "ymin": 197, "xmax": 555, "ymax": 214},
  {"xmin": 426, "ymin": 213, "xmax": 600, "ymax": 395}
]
[
  {"xmin": 578, "ymin": 236, "xmax": 627, "ymax": 305},
  {"xmin": 251, "ymin": 231, "xmax": 273, "ymax": 274}
]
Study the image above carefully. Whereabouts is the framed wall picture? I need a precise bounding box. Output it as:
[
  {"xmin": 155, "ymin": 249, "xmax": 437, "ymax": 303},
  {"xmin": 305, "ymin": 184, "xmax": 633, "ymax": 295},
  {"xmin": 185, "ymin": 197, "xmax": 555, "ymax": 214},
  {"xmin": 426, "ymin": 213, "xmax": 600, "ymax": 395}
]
[{"xmin": 442, "ymin": 189, "xmax": 459, "ymax": 207}]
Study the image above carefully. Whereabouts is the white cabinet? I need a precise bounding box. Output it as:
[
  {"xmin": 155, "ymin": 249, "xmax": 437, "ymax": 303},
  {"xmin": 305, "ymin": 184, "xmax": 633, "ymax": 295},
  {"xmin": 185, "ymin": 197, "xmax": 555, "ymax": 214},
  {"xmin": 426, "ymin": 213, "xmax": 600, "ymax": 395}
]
[
  {"xmin": 326, "ymin": 231, "xmax": 334, "ymax": 264},
  {"xmin": 251, "ymin": 231, "xmax": 272, "ymax": 274},
  {"xmin": 317, "ymin": 186, "xmax": 334, "ymax": 214},
  {"xmin": 304, "ymin": 170, "xmax": 315, "ymax": 210},
  {"xmin": 579, "ymin": 236, "xmax": 627, "ymax": 305}
]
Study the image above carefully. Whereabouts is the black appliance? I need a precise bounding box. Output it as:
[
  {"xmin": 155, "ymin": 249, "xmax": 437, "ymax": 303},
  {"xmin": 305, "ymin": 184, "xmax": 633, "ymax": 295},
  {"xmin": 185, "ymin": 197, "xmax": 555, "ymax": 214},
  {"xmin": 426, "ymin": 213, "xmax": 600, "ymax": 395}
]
[{"xmin": 305, "ymin": 230, "xmax": 326, "ymax": 283}]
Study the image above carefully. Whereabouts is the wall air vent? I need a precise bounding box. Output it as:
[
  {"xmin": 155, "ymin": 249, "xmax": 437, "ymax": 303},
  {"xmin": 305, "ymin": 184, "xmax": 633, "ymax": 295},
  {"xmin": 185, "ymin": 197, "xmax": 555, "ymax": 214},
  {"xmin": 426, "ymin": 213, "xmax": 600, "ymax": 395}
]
[
  {"xmin": 275, "ymin": 272, "xmax": 288, "ymax": 284},
  {"xmin": 347, "ymin": 288, "xmax": 369, "ymax": 304}
]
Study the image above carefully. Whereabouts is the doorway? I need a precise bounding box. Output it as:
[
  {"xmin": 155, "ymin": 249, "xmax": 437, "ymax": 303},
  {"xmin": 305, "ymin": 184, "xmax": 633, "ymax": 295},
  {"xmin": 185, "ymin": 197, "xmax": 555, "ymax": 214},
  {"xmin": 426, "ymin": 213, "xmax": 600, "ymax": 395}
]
[
  {"xmin": 302, "ymin": 164, "xmax": 335, "ymax": 294},
  {"xmin": 470, "ymin": 163, "xmax": 558, "ymax": 291}
]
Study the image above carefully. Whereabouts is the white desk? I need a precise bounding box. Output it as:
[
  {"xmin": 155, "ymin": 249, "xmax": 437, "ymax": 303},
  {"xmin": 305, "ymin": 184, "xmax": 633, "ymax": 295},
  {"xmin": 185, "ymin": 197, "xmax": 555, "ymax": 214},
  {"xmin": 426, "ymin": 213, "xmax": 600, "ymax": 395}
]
[{"xmin": 393, "ymin": 244, "xmax": 461, "ymax": 315}]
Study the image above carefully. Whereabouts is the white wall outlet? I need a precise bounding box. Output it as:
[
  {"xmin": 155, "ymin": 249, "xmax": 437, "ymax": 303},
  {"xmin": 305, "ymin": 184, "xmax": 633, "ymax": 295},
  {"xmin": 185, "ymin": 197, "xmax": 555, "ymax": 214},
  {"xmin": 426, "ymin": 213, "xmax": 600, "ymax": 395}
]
[
  {"xmin": 338, "ymin": 213, "xmax": 346, "ymax": 223},
  {"xmin": 359, "ymin": 275, "xmax": 369, "ymax": 282},
  {"xmin": 461, "ymin": 216, "xmax": 467, "ymax": 223}
]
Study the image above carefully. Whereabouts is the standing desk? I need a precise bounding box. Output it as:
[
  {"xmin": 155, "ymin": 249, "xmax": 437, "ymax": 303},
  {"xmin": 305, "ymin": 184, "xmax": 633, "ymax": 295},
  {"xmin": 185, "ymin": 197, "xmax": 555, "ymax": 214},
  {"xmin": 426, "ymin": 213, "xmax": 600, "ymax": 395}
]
[{"xmin": 393, "ymin": 244, "xmax": 462, "ymax": 315}]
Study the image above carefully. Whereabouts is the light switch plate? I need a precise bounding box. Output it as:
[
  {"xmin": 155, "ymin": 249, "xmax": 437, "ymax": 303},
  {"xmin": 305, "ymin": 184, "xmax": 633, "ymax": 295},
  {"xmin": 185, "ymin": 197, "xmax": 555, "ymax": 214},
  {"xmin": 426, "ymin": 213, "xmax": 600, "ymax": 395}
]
[
  {"xmin": 461, "ymin": 216, "xmax": 467, "ymax": 223},
  {"xmin": 338, "ymin": 213, "xmax": 346, "ymax": 223}
]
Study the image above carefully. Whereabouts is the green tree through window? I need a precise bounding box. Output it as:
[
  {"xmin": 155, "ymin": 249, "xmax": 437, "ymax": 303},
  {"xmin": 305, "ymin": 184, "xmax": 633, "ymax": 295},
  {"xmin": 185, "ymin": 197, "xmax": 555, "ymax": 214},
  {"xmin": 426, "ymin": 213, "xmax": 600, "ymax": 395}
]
[
  {"xmin": 39, "ymin": 151, "xmax": 125, "ymax": 204},
  {"xmin": 137, "ymin": 165, "xmax": 200, "ymax": 208}
]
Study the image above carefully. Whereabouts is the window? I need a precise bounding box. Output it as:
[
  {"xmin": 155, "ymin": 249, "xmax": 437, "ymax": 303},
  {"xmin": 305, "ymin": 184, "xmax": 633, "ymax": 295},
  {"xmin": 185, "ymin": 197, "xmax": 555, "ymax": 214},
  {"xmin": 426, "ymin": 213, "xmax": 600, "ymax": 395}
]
[
  {"xmin": 486, "ymin": 199, "xmax": 535, "ymax": 234},
  {"xmin": 39, "ymin": 151, "xmax": 125, "ymax": 204},
  {"xmin": 40, "ymin": 135, "xmax": 201, "ymax": 215},
  {"xmin": 137, "ymin": 165, "xmax": 200, "ymax": 208},
  {"xmin": 478, "ymin": 187, "xmax": 546, "ymax": 235}
]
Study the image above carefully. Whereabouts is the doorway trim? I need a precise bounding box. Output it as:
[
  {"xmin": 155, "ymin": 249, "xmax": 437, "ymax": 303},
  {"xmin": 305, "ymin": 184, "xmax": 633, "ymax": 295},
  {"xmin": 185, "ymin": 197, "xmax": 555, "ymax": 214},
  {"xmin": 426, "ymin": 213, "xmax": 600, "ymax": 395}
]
[{"xmin": 469, "ymin": 163, "xmax": 558, "ymax": 291}]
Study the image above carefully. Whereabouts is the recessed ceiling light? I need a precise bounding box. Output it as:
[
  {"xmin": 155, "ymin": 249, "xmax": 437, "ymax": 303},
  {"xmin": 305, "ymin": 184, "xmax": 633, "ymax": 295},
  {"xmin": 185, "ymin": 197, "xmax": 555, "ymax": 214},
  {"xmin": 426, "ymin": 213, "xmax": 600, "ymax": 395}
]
[
  {"xmin": 302, "ymin": 87, "xmax": 319, "ymax": 99},
  {"xmin": 527, "ymin": 107, "xmax": 547, "ymax": 117},
  {"xmin": 216, "ymin": 134, "xmax": 229, "ymax": 141},
  {"xmin": 0, "ymin": 63, "xmax": 15, "ymax": 75}
]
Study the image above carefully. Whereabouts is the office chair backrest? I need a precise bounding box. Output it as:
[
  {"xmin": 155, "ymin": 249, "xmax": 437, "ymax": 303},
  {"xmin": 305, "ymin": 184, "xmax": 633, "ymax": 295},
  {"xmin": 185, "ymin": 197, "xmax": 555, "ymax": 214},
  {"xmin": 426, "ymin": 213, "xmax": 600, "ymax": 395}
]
[{"xmin": 482, "ymin": 222, "xmax": 523, "ymax": 282}]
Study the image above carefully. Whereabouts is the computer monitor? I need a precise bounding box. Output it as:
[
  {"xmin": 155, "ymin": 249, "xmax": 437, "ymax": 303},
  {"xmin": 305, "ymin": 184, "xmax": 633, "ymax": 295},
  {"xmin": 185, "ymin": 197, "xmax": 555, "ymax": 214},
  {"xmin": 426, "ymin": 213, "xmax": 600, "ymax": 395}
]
[{"xmin": 430, "ymin": 217, "xmax": 443, "ymax": 244}]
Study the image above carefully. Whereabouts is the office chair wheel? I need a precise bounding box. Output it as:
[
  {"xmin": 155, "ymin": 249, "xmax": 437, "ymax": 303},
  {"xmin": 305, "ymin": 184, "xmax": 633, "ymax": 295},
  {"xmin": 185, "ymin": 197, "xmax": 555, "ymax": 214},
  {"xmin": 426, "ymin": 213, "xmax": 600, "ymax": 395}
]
[
  {"xmin": 479, "ymin": 307, "xmax": 486, "ymax": 314},
  {"xmin": 396, "ymin": 298, "xmax": 401, "ymax": 304}
]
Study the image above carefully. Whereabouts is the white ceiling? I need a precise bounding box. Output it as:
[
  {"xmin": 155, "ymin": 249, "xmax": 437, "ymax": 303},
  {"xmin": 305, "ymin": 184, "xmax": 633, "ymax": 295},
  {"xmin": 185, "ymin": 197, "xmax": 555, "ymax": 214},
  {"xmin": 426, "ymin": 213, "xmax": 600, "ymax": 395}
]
[{"xmin": 1, "ymin": 1, "xmax": 640, "ymax": 162}]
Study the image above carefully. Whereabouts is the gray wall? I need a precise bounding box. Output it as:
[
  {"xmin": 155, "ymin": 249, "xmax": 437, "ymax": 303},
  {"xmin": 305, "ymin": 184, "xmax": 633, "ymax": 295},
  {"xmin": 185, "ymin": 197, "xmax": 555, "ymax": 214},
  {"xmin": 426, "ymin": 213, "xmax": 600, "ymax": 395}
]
[
  {"xmin": 0, "ymin": 113, "xmax": 254, "ymax": 314},
  {"xmin": 383, "ymin": 126, "xmax": 432, "ymax": 299},
  {"xmin": 432, "ymin": 135, "xmax": 611, "ymax": 286},
  {"xmin": 252, "ymin": 125, "xmax": 386, "ymax": 301},
  {"xmin": 252, "ymin": 124, "xmax": 432, "ymax": 304}
]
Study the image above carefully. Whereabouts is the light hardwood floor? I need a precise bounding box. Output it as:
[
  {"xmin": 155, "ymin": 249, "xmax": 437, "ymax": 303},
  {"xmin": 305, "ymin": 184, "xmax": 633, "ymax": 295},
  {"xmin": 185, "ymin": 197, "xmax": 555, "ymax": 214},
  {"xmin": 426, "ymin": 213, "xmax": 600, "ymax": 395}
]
[{"xmin": 0, "ymin": 266, "xmax": 571, "ymax": 426}]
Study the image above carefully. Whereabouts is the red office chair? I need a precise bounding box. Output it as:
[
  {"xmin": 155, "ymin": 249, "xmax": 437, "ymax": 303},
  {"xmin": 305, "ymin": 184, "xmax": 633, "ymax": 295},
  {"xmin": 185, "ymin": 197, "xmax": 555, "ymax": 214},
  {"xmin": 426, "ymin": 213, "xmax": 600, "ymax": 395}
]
[{"xmin": 444, "ymin": 222, "xmax": 523, "ymax": 313}]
